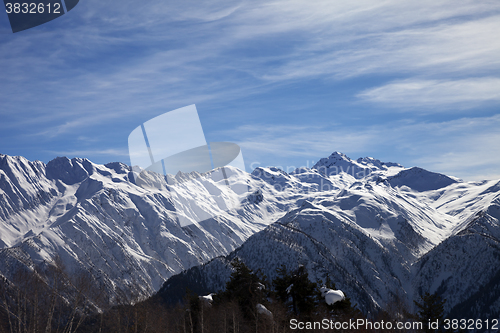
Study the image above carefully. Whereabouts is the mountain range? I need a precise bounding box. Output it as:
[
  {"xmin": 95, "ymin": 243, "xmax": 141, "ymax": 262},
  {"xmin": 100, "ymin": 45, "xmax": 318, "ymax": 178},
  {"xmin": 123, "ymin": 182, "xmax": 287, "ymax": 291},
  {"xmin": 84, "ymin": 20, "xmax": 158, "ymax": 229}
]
[{"xmin": 1, "ymin": 151, "xmax": 499, "ymax": 319}]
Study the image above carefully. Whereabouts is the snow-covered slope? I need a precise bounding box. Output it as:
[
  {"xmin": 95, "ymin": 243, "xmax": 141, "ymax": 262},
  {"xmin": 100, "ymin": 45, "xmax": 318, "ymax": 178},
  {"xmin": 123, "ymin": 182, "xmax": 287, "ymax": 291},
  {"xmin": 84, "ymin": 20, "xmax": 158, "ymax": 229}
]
[
  {"xmin": 156, "ymin": 153, "xmax": 500, "ymax": 317},
  {"xmin": 2, "ymin": 151, "xmax": 499, "ymax": 317},
  {"xmin": 413, "ymin": 196, "xmax": 500, "ymax": 319},
  {"xmin": 0, "ymin": 155, "xmax": 293, "ymax": 301}
]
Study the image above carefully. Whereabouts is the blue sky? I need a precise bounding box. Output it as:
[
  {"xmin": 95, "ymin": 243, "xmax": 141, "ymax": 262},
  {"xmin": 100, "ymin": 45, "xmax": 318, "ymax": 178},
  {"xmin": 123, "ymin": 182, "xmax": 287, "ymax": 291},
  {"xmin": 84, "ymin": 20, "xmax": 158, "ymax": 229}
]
[{"xmin": 1, "ymin": 0, "xmax": 499, "ymax": 181}]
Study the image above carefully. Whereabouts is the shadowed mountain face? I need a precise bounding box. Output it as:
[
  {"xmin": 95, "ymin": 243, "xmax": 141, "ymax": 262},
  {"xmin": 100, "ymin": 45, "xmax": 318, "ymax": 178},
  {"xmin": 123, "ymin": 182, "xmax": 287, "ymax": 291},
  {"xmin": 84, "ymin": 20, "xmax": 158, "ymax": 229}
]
[
  {"xmin": 1, "ymin": 152, "xmax": 499, "ymax": 319},
  {"xmin": 386, "ymin": 167, "xmax": 458, "ymax": 192}
]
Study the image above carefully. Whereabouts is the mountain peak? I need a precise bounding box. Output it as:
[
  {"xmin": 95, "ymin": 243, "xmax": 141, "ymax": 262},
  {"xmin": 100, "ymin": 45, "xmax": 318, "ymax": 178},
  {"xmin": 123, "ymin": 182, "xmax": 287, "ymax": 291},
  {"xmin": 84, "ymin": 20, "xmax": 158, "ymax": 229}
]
[
  {"xmin": 0, "ymin": 153, "xmax": 35, "ymax": 166},
  {"xmin": 356, "ymin": 156, "xmax": 403, "ymax": 169},
  {"xmin": 46, "ymin": 156, "xmax": 94, "ymax": 184},
  {"xmin": 312, "ymin": 152, "xmax": 351, "ymax": 169},
  {"xmin": 328, "ymin": 151, "xmax": 351, "ymax": 161},
  {"xmin": 312, "ymin": 152, "xmax": 402, "ymax": 179},
  {"xmin": 387, "ymin": 166, "xmax": 459, "ymax": 192}
]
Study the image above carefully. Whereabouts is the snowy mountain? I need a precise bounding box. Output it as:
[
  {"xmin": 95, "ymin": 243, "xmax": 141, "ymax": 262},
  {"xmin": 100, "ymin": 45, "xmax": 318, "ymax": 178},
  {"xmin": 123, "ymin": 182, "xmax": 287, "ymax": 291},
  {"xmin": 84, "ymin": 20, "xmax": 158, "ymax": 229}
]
[
  {"xmin": 413, "ymin": 186, "xmax": 500, "ymax": 319},
  {"xmin": 1, "ymin": 151, "xmax": 499, "ymax": 319},
  {"xmin": 156, "ymin": 153, "xmax": 500, "ymax": 318},
  {"xmin": 0, "ymin": 154, "xmax": 291, "ymax": 302}
]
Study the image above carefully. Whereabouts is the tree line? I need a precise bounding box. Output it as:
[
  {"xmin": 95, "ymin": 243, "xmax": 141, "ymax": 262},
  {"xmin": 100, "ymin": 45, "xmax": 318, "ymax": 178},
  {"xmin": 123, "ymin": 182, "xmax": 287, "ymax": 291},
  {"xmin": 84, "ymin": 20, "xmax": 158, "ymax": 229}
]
[{"xmin": 1, "ymin": 257, "xmax": 459, "ymax": 333}]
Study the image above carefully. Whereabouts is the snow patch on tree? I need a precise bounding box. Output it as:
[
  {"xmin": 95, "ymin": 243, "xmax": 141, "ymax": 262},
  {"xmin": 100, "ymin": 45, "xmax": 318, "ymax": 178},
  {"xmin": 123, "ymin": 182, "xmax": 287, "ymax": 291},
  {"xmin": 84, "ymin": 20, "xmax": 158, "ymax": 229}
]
[
  {"xmin": 256, "ymin": 303, "xmax": 273, "ymax": 318},
  {"xmin": 320, "ymin": 286, "xmax": 345, "ymax": 305}
]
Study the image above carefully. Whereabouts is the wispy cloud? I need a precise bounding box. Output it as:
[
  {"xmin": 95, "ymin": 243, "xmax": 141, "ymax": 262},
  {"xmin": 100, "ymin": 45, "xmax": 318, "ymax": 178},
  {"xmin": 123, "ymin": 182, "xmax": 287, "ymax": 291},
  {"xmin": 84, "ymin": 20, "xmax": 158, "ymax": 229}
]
[
  {"xmin": 358, "ymin": 78, "xmax": 500, "ymax": 109},
  {"xmin": 227, "ymin": 124, "xmax": 377, "ymax": 156},
  {"xmin": 241, "ymin": 4, "xmax": 500, "ymax": 81},
  {"xmin": 2, "ymin": 0, "xmax": 500, "ymax": 128},
  {"xmin": 45, "ymin": 148, "xmax": 129, "ymax": 159},
  {"xmin": 403, "ymin": 116, "xmax": 500, "ymax": 181}
]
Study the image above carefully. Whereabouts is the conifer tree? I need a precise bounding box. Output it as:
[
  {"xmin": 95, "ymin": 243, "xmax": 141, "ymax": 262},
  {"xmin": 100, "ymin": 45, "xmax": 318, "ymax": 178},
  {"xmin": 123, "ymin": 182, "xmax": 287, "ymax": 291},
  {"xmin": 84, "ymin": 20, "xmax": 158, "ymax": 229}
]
[
  {"xmin": 272, "ymin": 265, "xmax": 318, "ymax": 318},
  {"xmin": 414, "ymin": 292, "xmax": 446, "ymax": 333},
  {"xmin": 216, "ymin": 258, "xmax": 267, "ymax": 320}
]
